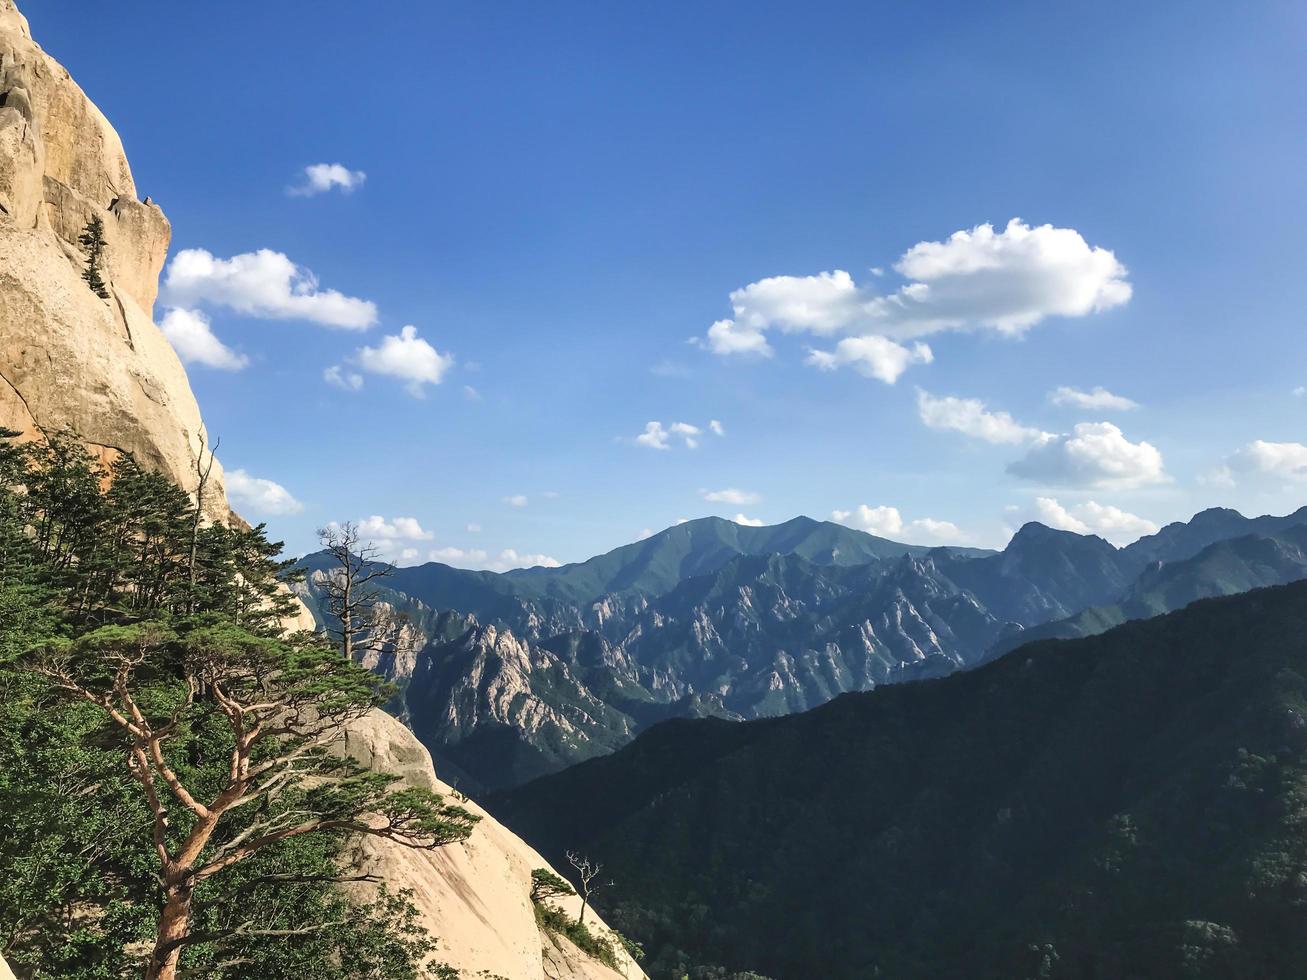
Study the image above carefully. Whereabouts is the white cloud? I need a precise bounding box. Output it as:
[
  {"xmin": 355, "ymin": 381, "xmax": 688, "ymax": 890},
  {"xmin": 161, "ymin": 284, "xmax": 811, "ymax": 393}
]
[
  {"xmin": 355, "ymin": 325, "xmax": 454, "ymax": 397},
  {"xmin": 226, "ymin": 469, "xmax": 303, "ymax": 516},
  {"xmin": 671, "ymin": 423, "xmax": 702, "ymax": 448},
  {"xmin": 356, "ymin": 515, "xmax": 434, "ymax": 541},
  {"xmin": 503, "ymin": 494, "xmax": 528, "ymax": 508},
  {"xmin": 1294, "ymin": 386, "xmax": 1306, "ymax": 398},
  {"xmin": 466, "ymin": 523, "xmax": 482, "ymax": 533},
  {"xmin": 806, "ymin": 337, "xmax": 933, "ymax": 384},
  {"xmin": 288, "ymin": 162, "xmax": 367, "ymax": 197},
  {"xmin": 1049, "ymin": 386, "xmax": 1139, "ymax": 411},
  {"xmin": 1027, "ymin": 497, "xmax": 1159, "ymax": 545},
  {"xmin": 463, "ymin": 385, "xmax": 482, "ymax": 401},
  {"xmin": 916, "ymin": 390, "xmax": 1050, "ymax": 445},
  {"xmin": 163, "ymin": 248, "xmax": 377, "ymax": 329},
  {"xmin": 831, "ymin": 504, "xmax": 966, "ymax": 544},
  {"xmin": 635, "ymin": 528, "xmax": 655, "ymax": 541},
  {"xmin": 427, "ymin": 546, "xmax": 560, "ymax": 572},
  {"xmin": 1029, "ymin": 497, "xmax": 1088, "ymax": 533},
  {"xmin": 701, "ymin": 219, "xmax": 1131, "ymax": 356},
  {"xmin": 1008, "ymin": 422, "xmax": 1166, "ymax": 489},
  {"xmin": 323, "ymin": 365, "xmax": 363, "ymax": 391},
  {"xmin": 634, "ymin": 421, "xmax": 704, "ymax": 450},
  {"xmin": 732, "ymin": 514, "xmax": 766, "ymax": 527},
  {"xmin": 701, "ymin": 487, "xmax": 761, "ymax": 506},
  {"xmin": 1226, "ymin": 440, "xmax": 1307, "ymax": 482},
  {"xmin": 159, "ymin": 307, "xmax": 248, "ymax": 370},
  {"xmin": 833, "ymin": 504, "xmax": 904, "ymax": 537},
  {"xmin": 909, "ymin": 517, "xmax": 967, "ymax": 544},
  {"xmin": 709, "ymin": 419, "xmax": 725, "ymax": 437},
  {"xmin": 701, "ymin": 317, "xmax": 773, "ymax": 357}
]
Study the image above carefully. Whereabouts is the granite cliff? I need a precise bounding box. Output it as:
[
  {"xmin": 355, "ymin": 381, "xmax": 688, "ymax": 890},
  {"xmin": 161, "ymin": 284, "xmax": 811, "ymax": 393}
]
[{"xmin": 0, "ymin": 4, "xmax": 641, "ymax": 975}]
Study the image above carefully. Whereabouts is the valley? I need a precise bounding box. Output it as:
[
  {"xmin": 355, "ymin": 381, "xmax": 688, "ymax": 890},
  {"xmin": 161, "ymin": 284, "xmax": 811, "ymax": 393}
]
[{"xmin": 297, "ymin": 507, "xmax": 1307, "ymax": 793}]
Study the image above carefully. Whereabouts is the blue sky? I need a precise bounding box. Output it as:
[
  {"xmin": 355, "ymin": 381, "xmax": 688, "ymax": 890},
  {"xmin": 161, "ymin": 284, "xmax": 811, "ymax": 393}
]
[{"xmin": 27, "ymin": 0, "xmax": 1307, "ymax": 566}]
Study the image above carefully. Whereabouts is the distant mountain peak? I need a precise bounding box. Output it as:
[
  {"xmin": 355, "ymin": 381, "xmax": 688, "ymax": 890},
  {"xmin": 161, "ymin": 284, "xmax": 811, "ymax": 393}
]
[{"xmin": 1008, "ymin": 521, "xmax": 1114, "ymax": 551}]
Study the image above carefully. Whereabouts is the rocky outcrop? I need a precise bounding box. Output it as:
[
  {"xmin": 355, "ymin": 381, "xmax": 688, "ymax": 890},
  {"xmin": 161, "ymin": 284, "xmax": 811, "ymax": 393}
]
[
  {"xmin": 0, "ymin": 0, "xmax": 228, "ymax": 518},
  {"xmin": 340, "ymin": 709, "xmax": 645, "ymax": 980}
]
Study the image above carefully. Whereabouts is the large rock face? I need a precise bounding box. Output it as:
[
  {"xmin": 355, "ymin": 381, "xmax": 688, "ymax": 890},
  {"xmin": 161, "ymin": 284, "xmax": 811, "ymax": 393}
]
[
  {"xmin": 0, "ymin": 0, "xmax": 228, "ymax": 518},
  {"xmin": 0, "ymin": 7, "xmax": 634, "ymax": 979},
  {"xmin": 340, "ymin": 709, "xmax": 646, "ymax": 980}
]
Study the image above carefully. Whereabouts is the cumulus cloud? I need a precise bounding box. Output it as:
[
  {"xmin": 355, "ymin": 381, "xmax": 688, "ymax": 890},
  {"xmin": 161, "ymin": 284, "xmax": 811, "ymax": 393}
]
[
  {"xmin": 163, "ymin": 248, "xmax": 377, "ymax": 329},
  {"xmin": 702, "ymin": 318, "xmax": 772, "ymax": 356},
  {"xmin": 354, "ymin": 325, "xmax": 454, "ymax": 397},
  {"xmin": 1049, "ymin": 385, "xmax": 1139, "ymax": 411},
  {"xmin": 355, "ymin": 515, "xmax": 434, "ymax": 541},
  {"xmin": 831, "ymin": 504, "xmax": 966, "ymax": 544},
  {"xmin": 503, "ymin": 494, "xmax": 528, "ymax": 508},
  {"xmin": 634, "ymin": 421, "xmax": 704, "ymax": 450},
  {"xmin": 323, "ymin": 365, "xmax": 363, "ymax": 391},
  {"xmin": 1008, "ymin": 422, "xmax": 1166, "ymax": 489},
  {"xmin": 916, "ymin": 390, "xmax": 1050, "ymax": 445},
  {"xmin": 732, "ymin": 514, "xmax": 765, "ymax": 527},
  {"xmin": 701, "ymin": 488, "xmax": 761, "ymax": 506},
  {"xmin": 427, "ymin": 546, "xmax": 560, "ymax": 572},
  {"xmin": 701, "ymin": 219, "xmax": 1130, "ymax": 358},
  {"xmin": 1027, "ymin": 497, "xmax": 1158, "ymax": 545},
  {"xmin": 288, "ymin": 162, "xmax": 367, "ymax": 197},
  {"xmin": 226, "ymin": 469, "xmax": 303, "ymax": 516},
  {"xmin": 1226, "ymin": 440, "xmax": 1307, "ymax": 482},
  {"xmin": 159, "ymin": 308, "xmax": 248, "ymax": 370},
  {"xmin": 806, "ymin": 337, "xmax": 934, "ymax": 384}
]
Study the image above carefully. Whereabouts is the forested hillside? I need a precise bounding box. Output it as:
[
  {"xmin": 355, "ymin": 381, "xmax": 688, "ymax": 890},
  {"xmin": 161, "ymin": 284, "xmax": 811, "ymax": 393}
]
[
  {"xmin": 0, "ymin": 433, "xmax": 477, "ymax": 978},
  {"xmin": 496, "ymin": 581, "xmax": 1307, "ymax": 979}
]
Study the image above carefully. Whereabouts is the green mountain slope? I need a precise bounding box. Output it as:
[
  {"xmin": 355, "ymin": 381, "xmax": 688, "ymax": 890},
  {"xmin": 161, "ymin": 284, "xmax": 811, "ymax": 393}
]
[
  {"xmin": 398, "ymin": 515, "xmax": 990, "ymax": 605},
  {"xmin": 990, "ymin": 526, "xmax": 1307, "ymax": 657},
  {"xmin": 494, "ymin": 581, "xmax": 1307, "ymax": 979},
  {"xmin": 297, "ymin": 509, "xmax": 1307, "ymax": 794}
]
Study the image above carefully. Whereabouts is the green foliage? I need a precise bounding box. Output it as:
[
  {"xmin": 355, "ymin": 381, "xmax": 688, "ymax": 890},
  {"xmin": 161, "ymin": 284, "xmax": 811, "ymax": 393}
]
[
  {"xmin": 78, "ymin": 215, "xmax": 109, "ymax": 299},
  {"xmin": 0, "ymin": 431, "xmax": 473, "ymax": 977},
  {"xmin": 530, "ymin": 867, "xmax": 575, "ymax": 903},
  {"xmin": 533, "ymin": 899, "xmax": 626, "ymax": 971},
  {"xmin": 501, "ymin": 582, "xmax": 1307, "ymax": 979}
]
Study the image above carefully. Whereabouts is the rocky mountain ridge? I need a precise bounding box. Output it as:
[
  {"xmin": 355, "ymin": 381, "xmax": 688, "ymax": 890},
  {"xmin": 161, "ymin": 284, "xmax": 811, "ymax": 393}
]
[
  {"xmin": 299, "ymin": 506, "xmax": 1307, "ymax": 793},
  {"xmin": 0, "ymin": 0, "xmax": 229, "ymax": 519}
]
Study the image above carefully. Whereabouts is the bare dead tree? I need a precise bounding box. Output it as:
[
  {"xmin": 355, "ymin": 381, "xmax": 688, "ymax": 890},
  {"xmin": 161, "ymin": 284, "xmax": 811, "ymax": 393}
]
[
  {"xmin": 29, "ymin": 622, "xmax": 478, "ymax": 980},
  {"xmin": 187, "ymin": 434, "xmax": 218, "ymax": 604},
  {"xmin": 315, "ymin": 521, "xmax": 403, "ymax": 663},
  {"xmin": 566, "ymin": 850, "xmax": 603, "ymax": 925}
]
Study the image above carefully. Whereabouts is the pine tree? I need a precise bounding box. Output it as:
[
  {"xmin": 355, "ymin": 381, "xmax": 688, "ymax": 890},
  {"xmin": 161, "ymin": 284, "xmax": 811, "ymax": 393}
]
[
  {"xmin": 0, "ymin": 430, "xmax": 477, "ymax": 978},
  {"xmin": 78, "ymin": 214, "xmax": 110, "ymax": 299}
]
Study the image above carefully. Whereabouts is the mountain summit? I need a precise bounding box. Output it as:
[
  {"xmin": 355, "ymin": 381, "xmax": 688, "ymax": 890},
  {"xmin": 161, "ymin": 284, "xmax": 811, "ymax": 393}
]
[{"xmin": 300, "ymin": 506, "xmax": 1307, "ymax": 792}]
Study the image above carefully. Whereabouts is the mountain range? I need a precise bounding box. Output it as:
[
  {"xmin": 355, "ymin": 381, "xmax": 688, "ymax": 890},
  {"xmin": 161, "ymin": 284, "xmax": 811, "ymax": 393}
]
[
  {"xmin": 494, "ymin": 580, "xmax": 1307, "ymax": 979},
  {"xmin": 297, "ymin": 506, "xmax": 1307, "ymax": 793}
]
